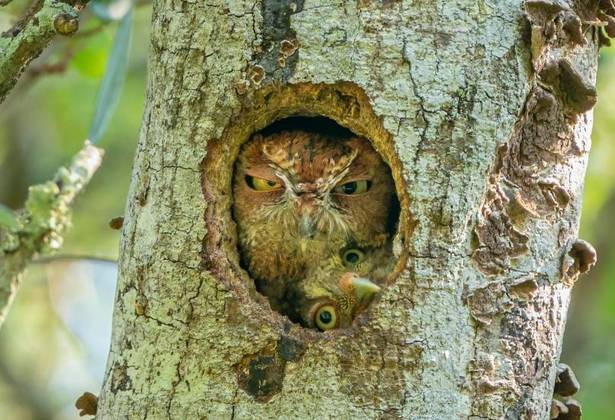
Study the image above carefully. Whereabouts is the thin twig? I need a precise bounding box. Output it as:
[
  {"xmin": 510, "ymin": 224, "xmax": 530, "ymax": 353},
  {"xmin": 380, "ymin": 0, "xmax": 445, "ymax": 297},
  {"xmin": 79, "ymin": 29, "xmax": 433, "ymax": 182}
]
[
  {"xmin": 0, "ymin": 0, "xmax": 80, "ymax": 103},
  {"xmin": 0, "ymin": 142, "xmax": 104, "ymax": 327},
  {"xmin": 73, "ymin": 22, "xmax": 108, "ymax": 38},
  {"xmin": 25, "ymin": 49, "xmax": 75, "ymax": 78}
]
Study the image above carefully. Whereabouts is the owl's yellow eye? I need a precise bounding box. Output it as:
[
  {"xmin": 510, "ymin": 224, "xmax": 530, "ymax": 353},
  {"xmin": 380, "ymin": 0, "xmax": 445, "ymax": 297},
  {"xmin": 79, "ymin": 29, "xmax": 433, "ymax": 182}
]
[
  {"xmin": 342, "ymin": 249, "xmax": 365, "ymax": 266},
  {"xmin": 333, "ymin": 180, "xmax": 371, "ymax": 195},
  {"xmin": 245, "ymin": 175, "xmax": 282, "ymax": 191},
  {"xmin": 315, "ymin": 305, "xmax": 338, "ymax": 331}
]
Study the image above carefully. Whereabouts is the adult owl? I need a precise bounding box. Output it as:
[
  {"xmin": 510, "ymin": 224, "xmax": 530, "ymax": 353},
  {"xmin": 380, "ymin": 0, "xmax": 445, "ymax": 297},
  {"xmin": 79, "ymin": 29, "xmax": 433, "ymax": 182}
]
[{"xmin": 232, "ymin": 130, "xmax": 396, "ymax": 308}]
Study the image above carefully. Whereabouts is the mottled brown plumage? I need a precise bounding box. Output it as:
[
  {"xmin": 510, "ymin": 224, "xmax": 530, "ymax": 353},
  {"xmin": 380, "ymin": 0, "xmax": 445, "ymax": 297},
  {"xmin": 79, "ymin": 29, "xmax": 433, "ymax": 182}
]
[{"xmin": 232, "ymin": 130, "xmax": 395, "ymax": 312}]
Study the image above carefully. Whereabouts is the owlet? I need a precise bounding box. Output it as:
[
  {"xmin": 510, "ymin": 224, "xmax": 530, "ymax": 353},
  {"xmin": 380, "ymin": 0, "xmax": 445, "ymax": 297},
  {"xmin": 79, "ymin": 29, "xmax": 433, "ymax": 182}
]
[
  {"xmin": 288, "ymin": 245, "xmax": 394, "ymax": 330},
  {"xmin": 232, "ymin": 130, "xmax": 396, "ymax": 307}
]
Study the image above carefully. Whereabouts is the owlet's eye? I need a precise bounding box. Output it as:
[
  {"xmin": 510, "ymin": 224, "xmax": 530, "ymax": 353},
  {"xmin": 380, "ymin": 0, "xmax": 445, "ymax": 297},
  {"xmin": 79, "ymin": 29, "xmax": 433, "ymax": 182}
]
[
  {"xmin": 333, "ymin": 180, "xmax": 371, "ymax": 195},
  {"xmin": 315, "ymin": 305, "xmax": 338, "ymax": 331},
  {"xmin": 245, "ymin": 175, "xmax": 282, "ymax": 191},
  {"xmin": 342, "ymin": 249, "xmax": 365, "ymax": 266}
]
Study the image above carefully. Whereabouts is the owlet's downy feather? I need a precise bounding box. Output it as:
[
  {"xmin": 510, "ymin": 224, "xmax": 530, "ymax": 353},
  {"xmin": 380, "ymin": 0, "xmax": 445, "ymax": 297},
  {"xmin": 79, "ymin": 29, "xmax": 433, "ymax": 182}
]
[{"xmin": 232, "ymin": 130, "xmax": 396, "ymax": 318}]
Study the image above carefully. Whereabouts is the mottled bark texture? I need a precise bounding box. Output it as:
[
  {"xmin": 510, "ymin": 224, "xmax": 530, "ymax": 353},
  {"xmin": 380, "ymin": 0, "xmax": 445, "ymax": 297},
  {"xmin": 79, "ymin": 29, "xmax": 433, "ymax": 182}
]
[{"xmin": 98, "ymin": 1, "xmax": 605, "ymax": 418}]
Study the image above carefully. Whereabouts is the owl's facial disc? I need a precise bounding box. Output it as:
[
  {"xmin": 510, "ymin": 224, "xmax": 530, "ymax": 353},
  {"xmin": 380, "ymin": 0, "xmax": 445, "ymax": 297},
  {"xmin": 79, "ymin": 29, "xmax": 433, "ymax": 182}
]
[{"xmin": 253, "ymin": 145, "xmax": 366, "ymax": 242}]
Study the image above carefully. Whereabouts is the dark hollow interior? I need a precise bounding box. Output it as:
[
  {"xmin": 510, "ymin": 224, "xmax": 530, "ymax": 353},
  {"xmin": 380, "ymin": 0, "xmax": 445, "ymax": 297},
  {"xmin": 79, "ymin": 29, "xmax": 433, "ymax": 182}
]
[{"xmin": 257, "ymin": 116, "xmax": 355, "ymax": 138}]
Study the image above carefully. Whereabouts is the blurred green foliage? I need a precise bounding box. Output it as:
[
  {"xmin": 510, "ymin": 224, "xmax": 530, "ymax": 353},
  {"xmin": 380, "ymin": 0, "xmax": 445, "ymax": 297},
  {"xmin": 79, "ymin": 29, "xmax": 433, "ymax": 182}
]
[
  {"xmin": 72, "ymin": 31, "xmax": 113, "ymax": 79},
  {"xmin": 0, "ymin": 5, "xmax": 150, "ymax": 419},
  {"xmin": 0, "ymin": 3, "xmax": 613, "ymax": 419}
]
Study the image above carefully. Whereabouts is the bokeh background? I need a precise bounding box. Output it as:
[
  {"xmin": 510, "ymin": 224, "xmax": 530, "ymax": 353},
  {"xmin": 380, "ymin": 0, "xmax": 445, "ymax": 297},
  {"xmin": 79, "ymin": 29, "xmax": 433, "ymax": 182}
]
[{"xmin": 0, "ymin": 4, "xmax": 613, "ymax": 419}]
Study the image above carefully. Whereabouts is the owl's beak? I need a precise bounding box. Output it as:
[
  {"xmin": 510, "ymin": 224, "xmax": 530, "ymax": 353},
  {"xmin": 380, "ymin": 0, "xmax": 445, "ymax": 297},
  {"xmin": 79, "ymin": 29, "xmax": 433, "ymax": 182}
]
[
  {"xmin": 298, "ymin": 213, "xmax": 315, "ymax": 239},
  {"xmin": 352, "ymin": 277, "xmax": 381, "ymax": 304}
]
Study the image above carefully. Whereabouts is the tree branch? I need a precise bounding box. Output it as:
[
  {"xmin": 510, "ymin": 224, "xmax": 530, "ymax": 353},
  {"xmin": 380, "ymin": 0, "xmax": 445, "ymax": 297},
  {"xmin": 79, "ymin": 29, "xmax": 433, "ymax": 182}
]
[
  {"xmin": 33, "ymin": 253, "xmax": 117, "ymax": 265},
  {"xmin": 0, "ymin": 0, "xmax": 81, "ymax": 103},
  {"xmin": 0, "ymin": 142, "xmax": 104, "ymax": 327}
]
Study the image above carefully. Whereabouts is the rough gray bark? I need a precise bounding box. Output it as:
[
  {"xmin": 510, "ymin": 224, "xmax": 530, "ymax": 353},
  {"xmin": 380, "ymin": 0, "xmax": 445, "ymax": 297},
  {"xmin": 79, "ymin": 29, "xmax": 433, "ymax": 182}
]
[{"xmin": 97, "ymin": 1, "xmax": 605, "ymax": 418}]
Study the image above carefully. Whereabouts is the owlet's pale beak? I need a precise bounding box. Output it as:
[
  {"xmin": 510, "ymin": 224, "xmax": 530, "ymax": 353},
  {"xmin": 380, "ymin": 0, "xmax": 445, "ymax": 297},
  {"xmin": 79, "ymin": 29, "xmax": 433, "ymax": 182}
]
[{"xmin": 351, "ymin": 277, "xmax": 381, "ymax": 304}]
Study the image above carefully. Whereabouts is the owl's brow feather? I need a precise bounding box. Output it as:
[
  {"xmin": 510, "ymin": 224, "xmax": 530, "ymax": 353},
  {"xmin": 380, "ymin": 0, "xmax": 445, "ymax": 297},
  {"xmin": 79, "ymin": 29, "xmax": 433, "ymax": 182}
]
[
  {"xmin": 326, "ymin": 162, "xmax": 352, "ymax": 192},
  {"xmin": 319, "ymin": 147, "xmax": 359, "ymax": 191},
  {"xmin": 265, "ymin": 147, "xmax": 359, "ymax": 196},
  {"xmin": 269, "ymin": 166, "xmax": 298, "ymax": 196},
  {"xmin": 262, "ymin": 143, "xmax": 297, "ymax": 173}
]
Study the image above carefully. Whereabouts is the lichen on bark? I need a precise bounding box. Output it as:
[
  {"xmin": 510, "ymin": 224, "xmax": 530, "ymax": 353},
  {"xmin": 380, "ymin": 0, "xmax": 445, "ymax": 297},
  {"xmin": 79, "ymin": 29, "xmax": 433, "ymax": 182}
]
[{"xmin": 0, "ymin": 143, "xmax": 103, "ymax": 326}]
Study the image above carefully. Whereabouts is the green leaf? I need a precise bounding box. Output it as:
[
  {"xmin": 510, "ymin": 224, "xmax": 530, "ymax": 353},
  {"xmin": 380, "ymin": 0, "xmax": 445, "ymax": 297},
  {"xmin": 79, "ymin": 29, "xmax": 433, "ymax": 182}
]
[
  {"xmin": 88, "ymin": 9, "xmax": 134, "ymax": 144},
  {"xmin": 0, "ymin": 204, "xmax": 19, "ymax": 231}
]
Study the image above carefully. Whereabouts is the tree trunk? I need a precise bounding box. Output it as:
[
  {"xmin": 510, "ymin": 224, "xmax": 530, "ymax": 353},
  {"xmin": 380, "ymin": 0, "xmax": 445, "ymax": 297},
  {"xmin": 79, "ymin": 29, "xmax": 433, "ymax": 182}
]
[{"xmin": 97, "ymin": 1, "xmax": 604, "ymax": 418}]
